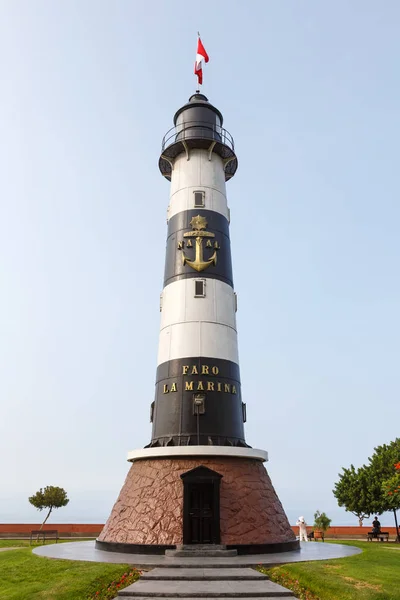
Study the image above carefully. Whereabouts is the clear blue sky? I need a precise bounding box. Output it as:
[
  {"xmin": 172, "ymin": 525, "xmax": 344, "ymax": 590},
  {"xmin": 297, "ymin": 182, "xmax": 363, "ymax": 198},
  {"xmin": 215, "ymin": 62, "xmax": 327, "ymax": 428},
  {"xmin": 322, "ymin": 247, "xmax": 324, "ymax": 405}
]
[{"xmin": 1, "ymin": 1, "xmax": 399, "ymax": 527}]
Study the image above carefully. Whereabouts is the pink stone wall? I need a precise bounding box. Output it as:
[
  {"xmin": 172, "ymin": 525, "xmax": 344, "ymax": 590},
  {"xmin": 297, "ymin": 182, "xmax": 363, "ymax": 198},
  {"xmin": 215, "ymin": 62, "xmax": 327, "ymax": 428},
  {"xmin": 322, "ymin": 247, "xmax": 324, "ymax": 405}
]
[{"xmin": 98, "ymin": 457, "xmax": 295, "ymax": 546}]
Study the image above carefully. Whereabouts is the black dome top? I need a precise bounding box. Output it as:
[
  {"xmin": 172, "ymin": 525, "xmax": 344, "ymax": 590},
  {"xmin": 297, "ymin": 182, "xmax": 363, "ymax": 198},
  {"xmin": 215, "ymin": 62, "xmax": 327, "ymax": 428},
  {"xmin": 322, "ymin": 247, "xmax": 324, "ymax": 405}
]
[
  {"xmin": 173, "ymin": 94, "xmax": 223, "ymax": 125},
  {"xmin": 188, "ymin": 93, "xmax": 208, "ymax": 103}
]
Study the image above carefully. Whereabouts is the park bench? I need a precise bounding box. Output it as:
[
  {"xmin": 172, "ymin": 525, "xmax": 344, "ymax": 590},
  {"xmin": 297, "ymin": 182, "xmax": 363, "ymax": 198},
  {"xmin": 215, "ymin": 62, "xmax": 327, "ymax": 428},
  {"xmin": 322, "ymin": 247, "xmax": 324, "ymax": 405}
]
[
  {"xmin": 30, "ymin": 530, "xmax": 59, "ymax": 544},
  {"xmin": 367, "ymin": 531, "xmax": 389, "ymax": 542},
  {"xmin": 307, "ymin": 530, "xmax": 325, "ymax": 542}
]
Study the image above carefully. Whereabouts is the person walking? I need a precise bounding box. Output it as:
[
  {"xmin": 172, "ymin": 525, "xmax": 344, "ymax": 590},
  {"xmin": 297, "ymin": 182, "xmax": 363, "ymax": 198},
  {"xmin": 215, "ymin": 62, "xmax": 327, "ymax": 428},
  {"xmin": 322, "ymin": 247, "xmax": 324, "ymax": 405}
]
[{"xmin": 296, "ymin": 516, "xmax": 308, "ymax": 542}]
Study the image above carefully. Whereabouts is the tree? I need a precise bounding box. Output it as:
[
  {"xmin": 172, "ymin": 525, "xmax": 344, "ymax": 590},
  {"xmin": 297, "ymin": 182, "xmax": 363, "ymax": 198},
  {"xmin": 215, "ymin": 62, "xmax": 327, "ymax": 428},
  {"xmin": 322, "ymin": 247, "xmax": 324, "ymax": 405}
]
[
  {"xmin": 28, "ymin": 486, "xmax": 69, "ymax": 530},
  {"xmin": 333, "ymin": 464, "xmax": 372, "ymax": 526},
  {"xmin": 367, "ymin": 439, "xmax": 400, "ymax": 540},
  {"xmin": 382, "ymin": 471, "xmax": 400, "ymax": 539},
  {"xmin": 313, "ymin": 510, "xmax": 332, "ymax": 532}
]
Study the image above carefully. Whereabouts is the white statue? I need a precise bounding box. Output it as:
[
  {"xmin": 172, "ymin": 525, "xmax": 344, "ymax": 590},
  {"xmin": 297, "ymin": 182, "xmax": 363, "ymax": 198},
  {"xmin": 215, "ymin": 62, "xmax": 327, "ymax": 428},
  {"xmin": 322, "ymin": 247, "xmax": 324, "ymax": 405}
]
[{"xmin": 296, "ymin": 516, "xmax": 308, "ymax": 542}]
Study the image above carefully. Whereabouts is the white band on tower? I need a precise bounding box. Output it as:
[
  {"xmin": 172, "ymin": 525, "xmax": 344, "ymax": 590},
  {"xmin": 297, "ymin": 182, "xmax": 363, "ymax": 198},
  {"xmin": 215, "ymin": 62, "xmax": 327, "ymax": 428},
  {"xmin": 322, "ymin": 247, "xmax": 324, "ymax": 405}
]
[{"xmin": 167, "ymin": 151, "xmax": 229, "ymax": 221}]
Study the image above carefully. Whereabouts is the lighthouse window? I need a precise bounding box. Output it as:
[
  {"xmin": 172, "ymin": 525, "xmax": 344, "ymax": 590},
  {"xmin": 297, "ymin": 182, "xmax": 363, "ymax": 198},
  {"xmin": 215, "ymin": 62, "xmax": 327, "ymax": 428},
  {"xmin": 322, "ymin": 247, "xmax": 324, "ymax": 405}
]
[
  {"xmin": 194, "ymin": 279, "xmax": 205, "ymax": 297},
  {"xmin": 242, "ymin": 402, "xmax": 247, "ymax": 423},
  {"xmin": 194, "ymin": 191, "xmax": 205, "ymax": 207}
]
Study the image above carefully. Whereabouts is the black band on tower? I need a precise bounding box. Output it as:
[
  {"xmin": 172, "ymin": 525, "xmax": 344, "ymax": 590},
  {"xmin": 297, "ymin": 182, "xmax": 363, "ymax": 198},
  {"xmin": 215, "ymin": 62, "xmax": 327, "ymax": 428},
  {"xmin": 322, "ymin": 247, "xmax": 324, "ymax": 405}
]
[
  {"xmin": 164, "ymin": 209, "xmax": 233, "ymax": 288},
  {"xmin": 148, "ymin": 357, "xmax": 248, "ymax": 448}
]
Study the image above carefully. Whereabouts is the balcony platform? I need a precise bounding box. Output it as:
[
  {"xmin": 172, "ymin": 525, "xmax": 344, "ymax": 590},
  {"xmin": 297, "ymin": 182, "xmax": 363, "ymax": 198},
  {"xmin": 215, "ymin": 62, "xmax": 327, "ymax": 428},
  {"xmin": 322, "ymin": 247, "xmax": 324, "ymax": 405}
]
[
  {"xmin": 127, "ymin": 446, "xmax": 268, "ymax": 463},
  {"xmin": 159, "ymin": 122, "xmax": 238, "ymax": 181}
]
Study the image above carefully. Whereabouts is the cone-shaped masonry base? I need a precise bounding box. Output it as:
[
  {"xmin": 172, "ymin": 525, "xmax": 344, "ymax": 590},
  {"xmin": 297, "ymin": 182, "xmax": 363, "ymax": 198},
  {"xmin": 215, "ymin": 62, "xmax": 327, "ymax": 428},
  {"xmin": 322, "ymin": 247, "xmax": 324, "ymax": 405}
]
[{"xmin": 98, "ymin": 456, "xmax": 297, "ymax": 552}]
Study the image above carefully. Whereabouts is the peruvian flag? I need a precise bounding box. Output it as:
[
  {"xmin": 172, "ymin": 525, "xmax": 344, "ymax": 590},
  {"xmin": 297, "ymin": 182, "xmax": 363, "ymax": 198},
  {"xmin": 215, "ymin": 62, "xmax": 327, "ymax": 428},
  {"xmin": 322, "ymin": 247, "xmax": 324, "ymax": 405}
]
[{"xmin": 194, "ymin": 36, "xmax": 209, "ymax": 85}]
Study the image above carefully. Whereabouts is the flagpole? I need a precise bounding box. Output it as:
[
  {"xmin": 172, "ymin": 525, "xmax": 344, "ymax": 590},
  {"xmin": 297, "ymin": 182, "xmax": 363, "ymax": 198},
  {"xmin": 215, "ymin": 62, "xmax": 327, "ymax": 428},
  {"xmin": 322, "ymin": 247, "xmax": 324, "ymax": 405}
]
[
  {"xmin": 195, "ymin": 31, "xmax": 208, "ymax": 94},
  {"xmin": 196, "ymin": 32, "xmax": 201, "ymax": 93}
]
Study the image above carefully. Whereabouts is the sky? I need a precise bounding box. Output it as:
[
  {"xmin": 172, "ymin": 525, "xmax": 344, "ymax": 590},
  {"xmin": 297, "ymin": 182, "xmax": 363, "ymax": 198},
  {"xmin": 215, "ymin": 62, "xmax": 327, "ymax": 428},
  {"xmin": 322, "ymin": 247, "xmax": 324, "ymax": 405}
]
[{"xmin": 0, "ymin": 1, "xmax": 399, "ymax": 528}]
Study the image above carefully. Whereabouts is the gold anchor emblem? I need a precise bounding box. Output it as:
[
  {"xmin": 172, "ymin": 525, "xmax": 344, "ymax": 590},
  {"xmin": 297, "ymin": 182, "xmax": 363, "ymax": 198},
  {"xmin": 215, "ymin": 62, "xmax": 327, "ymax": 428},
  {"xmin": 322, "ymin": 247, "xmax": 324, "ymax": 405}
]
[{"xmin": 178, "ymin": 215, "xmax": 219, "ymax": 272}]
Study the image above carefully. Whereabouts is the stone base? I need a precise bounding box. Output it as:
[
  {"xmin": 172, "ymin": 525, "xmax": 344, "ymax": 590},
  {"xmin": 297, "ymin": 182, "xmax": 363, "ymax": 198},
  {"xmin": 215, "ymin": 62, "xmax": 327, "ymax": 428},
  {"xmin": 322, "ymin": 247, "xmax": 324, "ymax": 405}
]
[
  {"xmin": 165, "ymin": 544, "xmax": 238, "ymax": 557},
  {"xmin": 98, "ymin": 456, "xmax": 296, "ymax": 550},
  {"xmin": 95, "ymin": 538, "xmax": 300, "ymax": 555}
]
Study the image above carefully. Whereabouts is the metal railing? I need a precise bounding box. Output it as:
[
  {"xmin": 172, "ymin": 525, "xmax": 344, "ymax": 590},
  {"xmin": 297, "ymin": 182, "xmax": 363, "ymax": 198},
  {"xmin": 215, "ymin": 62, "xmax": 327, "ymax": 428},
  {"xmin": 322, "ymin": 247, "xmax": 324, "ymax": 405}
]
[{"xmin": 161, "ymin": 120, "xmax": 235, "ymax": 154}]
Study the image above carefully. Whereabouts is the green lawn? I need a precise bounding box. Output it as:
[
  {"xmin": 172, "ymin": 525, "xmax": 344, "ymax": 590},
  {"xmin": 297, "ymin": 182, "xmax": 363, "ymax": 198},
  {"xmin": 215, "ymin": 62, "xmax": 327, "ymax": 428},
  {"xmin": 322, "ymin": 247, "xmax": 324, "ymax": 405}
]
[
  {"xmin": 262, "ymin": 541, "xmax": 400, "ymax": 600},
  {"xmin": 0, "ymin": 540, "xmax": 32, "ymax": 548},
  {"xmin": 1, "ymin": 539, "xmax": 399, "ymax": 600},
  {"xmin": 0, "ymin": 542, "xmax": 136, "ymax": 600},
  {"xmin": 0, "ymin": 539, "xmax": 94, "ymax": 549}
]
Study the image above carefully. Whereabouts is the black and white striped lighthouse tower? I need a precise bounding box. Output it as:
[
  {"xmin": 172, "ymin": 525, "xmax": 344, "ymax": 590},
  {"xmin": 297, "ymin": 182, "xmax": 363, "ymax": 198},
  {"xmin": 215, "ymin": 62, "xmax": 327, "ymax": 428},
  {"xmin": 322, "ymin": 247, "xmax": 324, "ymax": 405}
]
[
  {"xmin": 98, "ymin": 92, "xmax": 297, "ymax": 554},
  {"xmin": 152, "ymin": 93, "xmax": 244, "ymax": 449}
]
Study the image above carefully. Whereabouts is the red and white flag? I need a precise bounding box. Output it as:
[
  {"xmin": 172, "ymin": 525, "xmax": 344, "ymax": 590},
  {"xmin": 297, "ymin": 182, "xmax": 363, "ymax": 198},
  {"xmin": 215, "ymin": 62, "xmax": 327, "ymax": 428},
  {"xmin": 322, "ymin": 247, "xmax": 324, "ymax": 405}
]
[{"xmin": 194, "ymin": 36, "xmax": 209, "ymax": 85}]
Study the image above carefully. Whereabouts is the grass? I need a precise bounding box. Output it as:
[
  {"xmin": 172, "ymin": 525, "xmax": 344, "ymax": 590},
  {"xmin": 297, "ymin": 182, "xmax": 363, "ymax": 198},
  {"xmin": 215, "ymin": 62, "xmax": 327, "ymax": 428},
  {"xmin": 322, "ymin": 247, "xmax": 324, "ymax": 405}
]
[
  {"xmin": 1, "ymin": 539, "xmax": 399, "ymax": 599},
  {"xmin": 0, "ymin": 539, "xmax": 94, "ymax": 549},
  {"xmin": 0, "ymin": 541, "xmax": 138, "ymax": 600},
  {"xmin": 0, "ymin": 540, "xmax": 32, "ymax": 548},
  {"xmin": 260, "ymin": 541, "xmax": 400, "ymax": 600}
]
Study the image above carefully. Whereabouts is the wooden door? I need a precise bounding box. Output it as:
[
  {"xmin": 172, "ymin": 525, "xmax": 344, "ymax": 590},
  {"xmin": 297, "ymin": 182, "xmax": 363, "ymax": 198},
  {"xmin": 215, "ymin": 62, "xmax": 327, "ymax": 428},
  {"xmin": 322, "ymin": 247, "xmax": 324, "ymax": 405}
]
[
  {"xmin": 181, "ymin": 466, "xmax": 222, "ymax": 545},
  {"xmin": 187, "ymin": 483, "xmax": 214, "ymax": 544}
]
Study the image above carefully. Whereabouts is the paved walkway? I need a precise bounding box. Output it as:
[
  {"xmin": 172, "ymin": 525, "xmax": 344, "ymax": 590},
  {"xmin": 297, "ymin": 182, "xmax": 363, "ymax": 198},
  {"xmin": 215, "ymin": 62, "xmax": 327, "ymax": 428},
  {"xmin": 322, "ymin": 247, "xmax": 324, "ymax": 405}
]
[
  {"xmin": 0, "ymin": 547, "xmax": 23, "ymax": 552},
  {"xmin": 115, "ymin": 567, "xmax": 296, "ymax": 598},
  {"xmin": 33, "ymin": 540, "xmax": 361, "ymax": 568},
  {"xmin": 31, "ymin": 542, "xmax": 363, "ymax": 599}
]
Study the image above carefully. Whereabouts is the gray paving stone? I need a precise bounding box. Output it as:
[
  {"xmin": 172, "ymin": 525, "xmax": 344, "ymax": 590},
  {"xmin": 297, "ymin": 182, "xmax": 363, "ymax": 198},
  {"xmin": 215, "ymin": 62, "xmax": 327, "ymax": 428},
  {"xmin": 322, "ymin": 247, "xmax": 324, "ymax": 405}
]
[
  {"xmin": 166, "ymin": 546, "xmax": 237, "ymax": 558},
  {"xmin": 118, "ymin": 579, "xmax": 295, "ymax": 597},
  {"xmin": 32, "ymin": 540, "xmax": 362, "ymax": 567},
  {"xmin": 166, "ymin": 549, "xmax": 238, "ymax": 557},
  {"xmin": 141, "ymin": 568, "xmax": 267, "ymax": 580},
  {"xmin": 176, "ymin": 545, "xmax": 228, "ymax": 550}
]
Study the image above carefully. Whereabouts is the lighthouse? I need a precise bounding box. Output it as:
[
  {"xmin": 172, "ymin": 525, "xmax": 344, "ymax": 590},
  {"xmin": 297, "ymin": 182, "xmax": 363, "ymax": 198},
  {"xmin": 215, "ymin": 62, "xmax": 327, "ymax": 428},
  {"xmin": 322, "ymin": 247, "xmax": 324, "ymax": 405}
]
[
  {"xmin": 152, "ymin": 93, "xmax": 244, "ymax": 450},
  {"xmin": 97, "ymin": 93, "xmax": 298, "ymax": 554}
]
